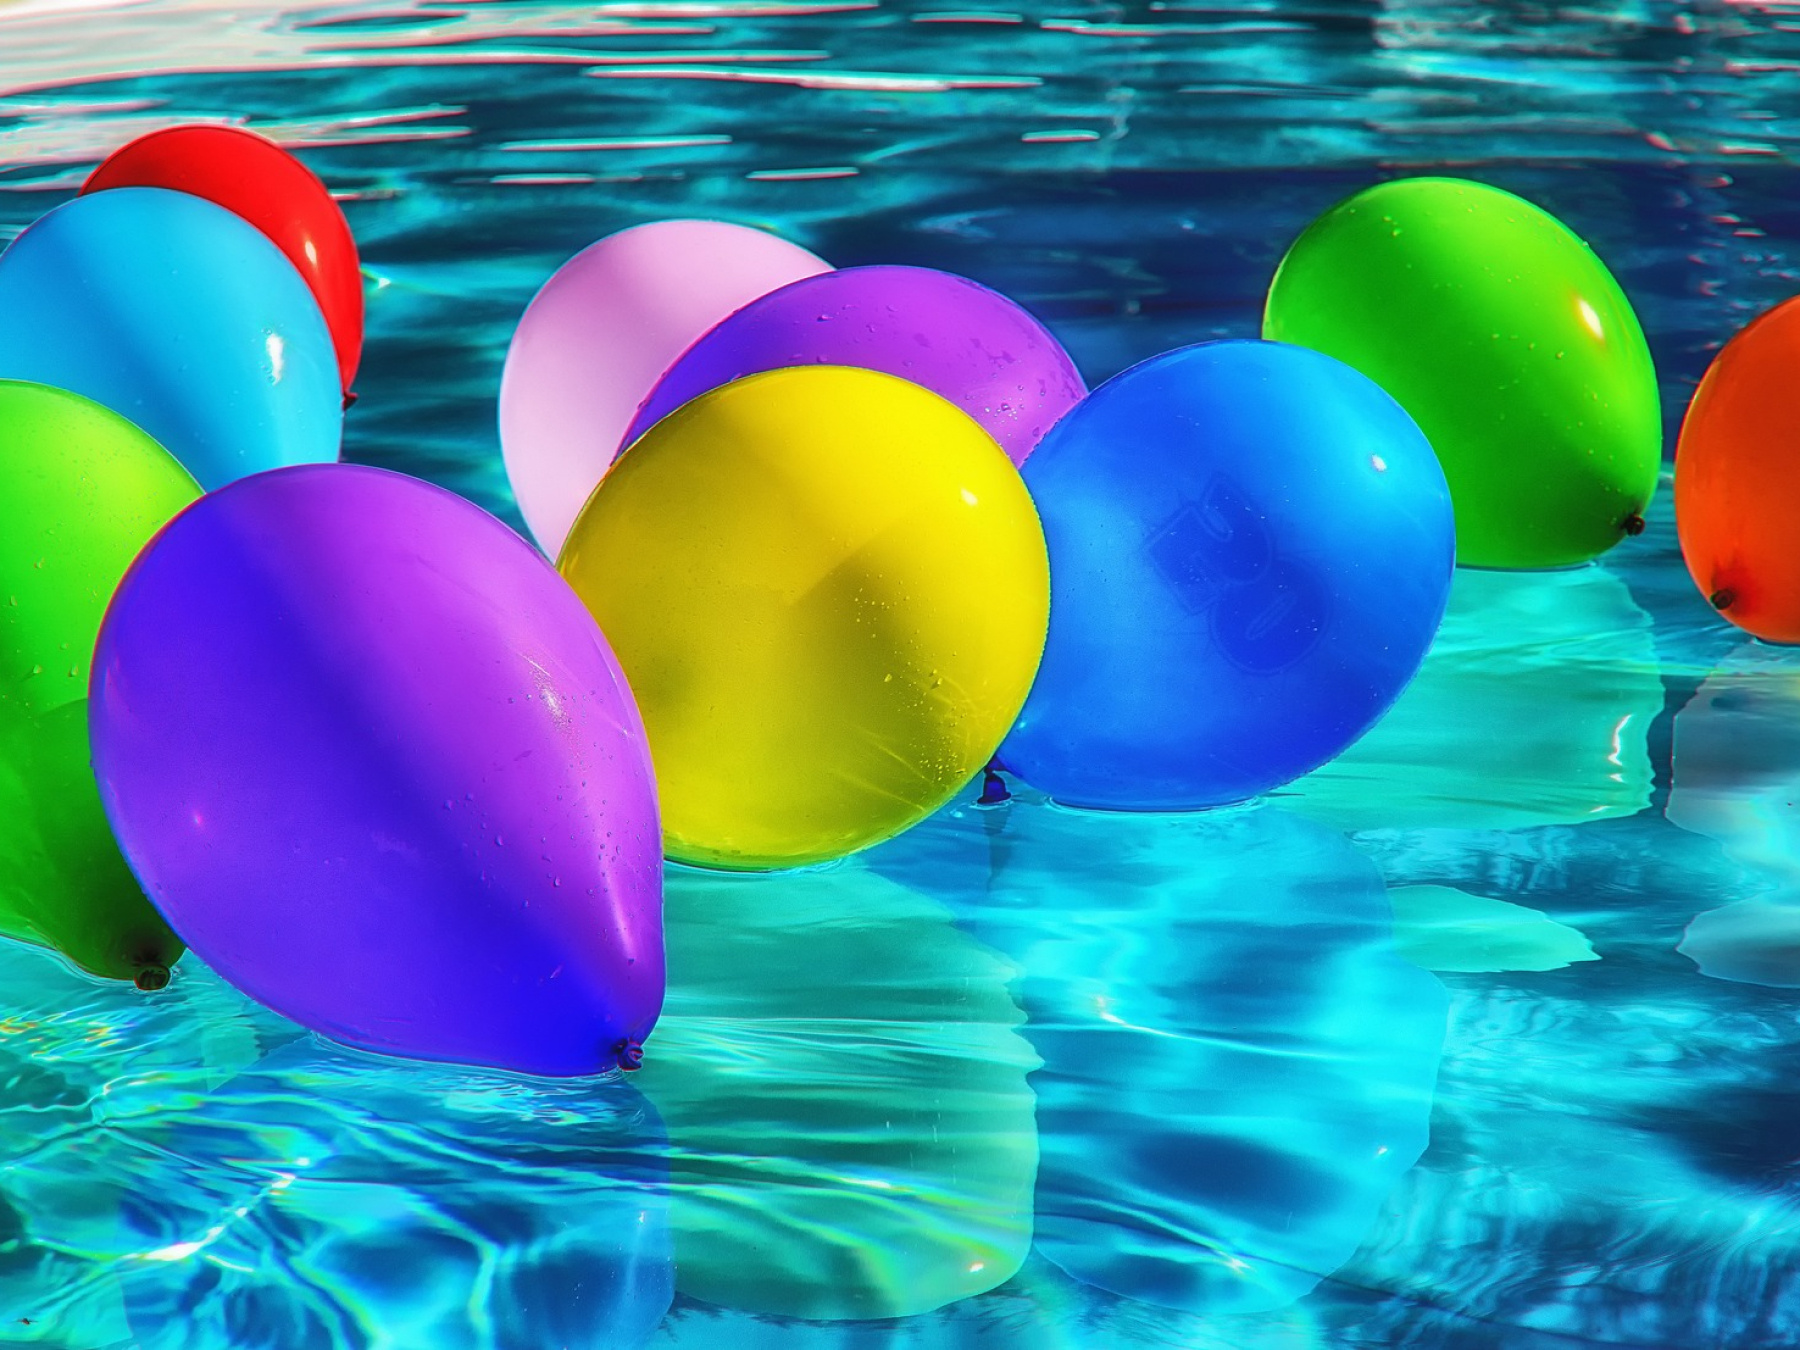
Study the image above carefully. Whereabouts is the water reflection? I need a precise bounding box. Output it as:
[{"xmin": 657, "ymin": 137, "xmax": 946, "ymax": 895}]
[
  {"xmin": 872, "ymin": 793, "xmax": 1447, "ymax": 1316},
  {"xmin": 1286, "ymin": 564, "xmax": 1659, "ymax": 832},
  {"xmin": 639, "ymin": 865, "xmax": 1038, "ymax": 1321},
  {"xmin": 0, "ymin": 944, "xmax": 673, "ymax": 1349},
  {"xmin": 1389, "ymin": 884, "xmax": 1598, "ymax": 974},
  {"xmin": 1670, "ymin": 647, "xmax": 1800, "ymax": 987}
]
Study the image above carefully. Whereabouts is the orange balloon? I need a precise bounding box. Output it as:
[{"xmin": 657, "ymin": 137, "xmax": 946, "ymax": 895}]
[{"xmin": 1677, "ymin": 296, "xmax": 1800, "ymax": 643}]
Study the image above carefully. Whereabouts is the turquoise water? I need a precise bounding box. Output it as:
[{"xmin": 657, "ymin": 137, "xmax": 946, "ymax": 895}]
[{"xmin": 5, "ymin": 2, "xmax": 1800, "ymax": 1345}]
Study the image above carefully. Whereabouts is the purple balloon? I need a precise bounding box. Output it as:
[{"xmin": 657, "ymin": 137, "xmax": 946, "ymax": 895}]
[
  {"xmin": 90, "ymin": 464, "xmax": 663, "ymax": 1077},
  {"xmin": 621, "ymin": 265, "xmax": 1086, "ymax": 465}
]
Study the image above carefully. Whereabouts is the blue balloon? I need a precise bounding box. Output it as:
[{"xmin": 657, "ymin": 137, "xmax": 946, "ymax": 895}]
[
  {"xmin": 0, "ymin": 187, "xmax": 340, "ymax": 490},
  {"xmin": 1002, "ymin": 339, "xmax": 1454, "ymax": 809}
]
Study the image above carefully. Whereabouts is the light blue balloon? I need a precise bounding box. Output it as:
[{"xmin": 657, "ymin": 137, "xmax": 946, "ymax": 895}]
[
  {"xmin": 0, "ymin": 187, "xmax": 341, "ymax": 490},
  {"xmin": 1002, "ymin": 339, "xmax": 1455, "ymax": 809}
]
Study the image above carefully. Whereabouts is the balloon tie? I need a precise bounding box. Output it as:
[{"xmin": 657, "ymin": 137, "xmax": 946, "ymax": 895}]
[
  {"xmin": 977, "ymin": 766, "xmax": 1010, "ymax": 806},
  {"xmin": 1710, "ymin": 588, "xmax": 1736, "ymax": 611},
  {"xmin": 134, "ymin": 966, "xmax": 170, "ymax": 992},
  {"xmin": 1621, "ymin": 511, "xmax": 1646, "ymax": 536},
  {"xmin": 613, "ymin": 1038, "xmax": 644, "ymax": 1072},
  {"xmin": 342, "ymin": 390, "xmax": 359, "ymax": 411}
]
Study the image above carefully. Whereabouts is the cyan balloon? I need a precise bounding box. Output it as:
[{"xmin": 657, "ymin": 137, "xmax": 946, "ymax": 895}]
[
  {"xmin": 1002, "ymin": 340, "xmax": 1454, "ymax": 810},
  {"xmin": 0, "ymin": 187, "xmax": 341, "ymax": 490}
]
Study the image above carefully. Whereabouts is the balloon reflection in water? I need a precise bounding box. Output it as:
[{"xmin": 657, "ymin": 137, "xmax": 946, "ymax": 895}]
[
  {"xmin": 1286, "ymin": 564, "xmax": 1659, "ymax": 832},
  {"xmin": 875, "ymin": 794, "xmax": 1447, "ymax": 1315},
  {"xmin": 0, "ymin": 944, "xmax": 672, "ymax": 1350},
  {"xmin": 1670, "ymin": 650, "xmax": 1800, "ymax": 988},
  {"xmin": 637, "ymin": 866, "xmax": 1038, "ymax": 1321}
]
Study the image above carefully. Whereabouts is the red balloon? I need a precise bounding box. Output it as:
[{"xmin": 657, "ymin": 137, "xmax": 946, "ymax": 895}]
[
  {"xmin": 1676, "ymin": 295, "xmax": 1800, "ymax": 643},
  {"xmin": 84, "ymin": 125, "xmax": 364, "ymax": 393}
]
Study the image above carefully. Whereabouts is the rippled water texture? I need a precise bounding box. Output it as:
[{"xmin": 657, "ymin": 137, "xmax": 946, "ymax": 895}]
[{"xmin": 8, "ymin": 2, "xmax": 1800, "ymax": 1347}]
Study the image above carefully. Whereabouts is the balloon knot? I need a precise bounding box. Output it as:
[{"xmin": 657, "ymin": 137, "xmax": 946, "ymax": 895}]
[
  {"xmin": 1710, "ymin": 588, "xmax": 1736, "ymax": 611},
  {"xmin": 977, "ymin": 766, "xmax": 1011, "ymax": 806},
  {"xmin": 1621, "ymin": 511, "xmax": 1646, "ymax": 536},
  {"xmin": 134, "ymin": 966, "xmax": 170, "ymax": 992},
  {"xmin": 613, "ymin": 1038, "xmax": 644, "ymax": 1072},
  {"xmin": 342, "ymin": 390, "xmax": 359, "ymax": 411}
]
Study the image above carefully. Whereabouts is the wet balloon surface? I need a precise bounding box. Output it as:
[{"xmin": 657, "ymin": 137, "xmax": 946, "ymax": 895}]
[{"xmin": 6, "ymin": 1, "xmax": 1800, "ymax": 1346}]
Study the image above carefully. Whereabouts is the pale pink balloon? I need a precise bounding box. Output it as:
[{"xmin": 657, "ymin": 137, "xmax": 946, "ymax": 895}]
[{"xmin": 500, "ymin": 220, "xmax": 831, "ymax": 556}]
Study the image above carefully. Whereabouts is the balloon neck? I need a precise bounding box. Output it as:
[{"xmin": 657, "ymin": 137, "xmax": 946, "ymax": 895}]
[
  {"xmin": 1710, "ymin": 588, "xmax": 1736, "ymax": 612},
  {"xmin": 613, "ymin": 1038, "xmax": 644, "ymax": 1072},
  {"xmin": 134, "ymin": 965, "xmax": 170, "ymax": 992},
  {"xmin": 342, "ymin": 390, "xmax": 359, "ymax": 411},
  {"xmin": 1621, "ymin": 511, "xmax": 1646, "ymax": 537},
  {"xmin": 977, "ymin": 765, "xmax": 1011, "ymax": 807}
]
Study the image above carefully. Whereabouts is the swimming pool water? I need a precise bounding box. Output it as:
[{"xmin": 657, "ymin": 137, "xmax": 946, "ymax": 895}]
[{"xmin": 5, "ymin": 2, "xmax": 1800, "ymax": 1346}]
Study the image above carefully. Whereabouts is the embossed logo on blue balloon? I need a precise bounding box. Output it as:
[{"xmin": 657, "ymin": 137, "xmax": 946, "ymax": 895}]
[{"xmin": 1147, "ymin": 475, "xmax": 1330, "ymax": 673}]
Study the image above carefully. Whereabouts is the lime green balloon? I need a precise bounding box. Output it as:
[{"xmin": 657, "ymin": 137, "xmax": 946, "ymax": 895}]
[
  {"xmin": 1263, "ymin": 177, "xmax": 1661, "ymax": 569},
  {"xmin": 0, "ymin": 701, "xmax": 185, "ymax": 982},
  {"xmin": 1, "ymin": 379, "xmax": 199, "ymax": 983}
]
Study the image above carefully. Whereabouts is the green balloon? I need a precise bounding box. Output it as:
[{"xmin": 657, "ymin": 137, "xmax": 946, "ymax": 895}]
[
  {"xmin": 1263, "ymin": 177, "xmax": 1661, "ymax": 569},
  {"xmin": 0, "ymin": 701, "xmax": 186, "ymax": 982},
  {"xmin": 1, "ymin": 379, "xmax": 199, "ymax": 984}
]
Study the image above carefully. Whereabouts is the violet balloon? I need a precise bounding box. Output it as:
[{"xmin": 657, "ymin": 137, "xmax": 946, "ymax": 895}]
[
  {"xmin": 89, "ymin": 464, "xmax": 663, "ymax": 1077},
  {"xmin": 623, "ymin": 265, "xmax": 1085, "ymax": 465}
]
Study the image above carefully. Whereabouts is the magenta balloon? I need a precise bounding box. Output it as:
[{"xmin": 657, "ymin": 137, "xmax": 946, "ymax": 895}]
[
  {"xmin": 500, "ymin": 220, "xmax": 830, "ymax": 558},
  {"xmin": 622, "ymin": 265, "xmax": 1086, "ymax": 465},
  {"xmin": 89, "ymin": 464, "xmax": 664, "ymax": 1077}
]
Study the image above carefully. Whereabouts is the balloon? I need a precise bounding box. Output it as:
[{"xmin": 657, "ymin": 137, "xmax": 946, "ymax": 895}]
[
  {"xmin": 623, "ymin": 265, "xmax": 1085, "ymax": 466},
  {"xmin": 1002, "ymin": 340, "xmax": 1453, "ymax": 811},
  {"xmin": 500, "ymin": 219, "xmax": 829, "ymax": 557},
  {"xmin": 870, "ymin": 792, "xmax": 1446, "ymax": 1316},
  {"xmin": 1, "ymin": 381, "xmax": 200, "ymax": 722},
  {"xmin": 90, "ymin": 464, "xmax": 663, "ymax": 1075},
  {"xmin": 1, "ymin": 380, "xmax": 197, "ymax": 984},
  {"xmin": 84, "ymin": 124, "xmax": 365, "ymax": 393},
  {"xmin": 1675, "ymin": 295, "xmax": 1800, "ymax": 642},
  {"xmin": 639, "ymin": 864, "xmax": 1035, "ymax": 1320},
  {"xmin": 1264, "ymin": 176, "xmax": 1661, "ymax": 569},
  {"xmin": 1, "ymin": 704, "xmax": 184, "ymax": 987},
  {"xmin": 0, "ymin": 188, "xmax": 341, "ymax": 491},
  {"xmin": 559, "ymin": 366, "xmax": 1048, "ymax": 871}
]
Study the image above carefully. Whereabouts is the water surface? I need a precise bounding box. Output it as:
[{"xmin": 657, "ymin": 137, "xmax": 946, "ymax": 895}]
[{"xmin": 6, "ymin": 3, "xmax": 1800, "ymax": 1346}]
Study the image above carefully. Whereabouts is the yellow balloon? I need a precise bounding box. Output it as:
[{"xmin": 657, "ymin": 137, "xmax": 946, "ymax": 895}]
[{"xmin": 558, "ymin": 366, "xmax": 1049, "ymax": 870}]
